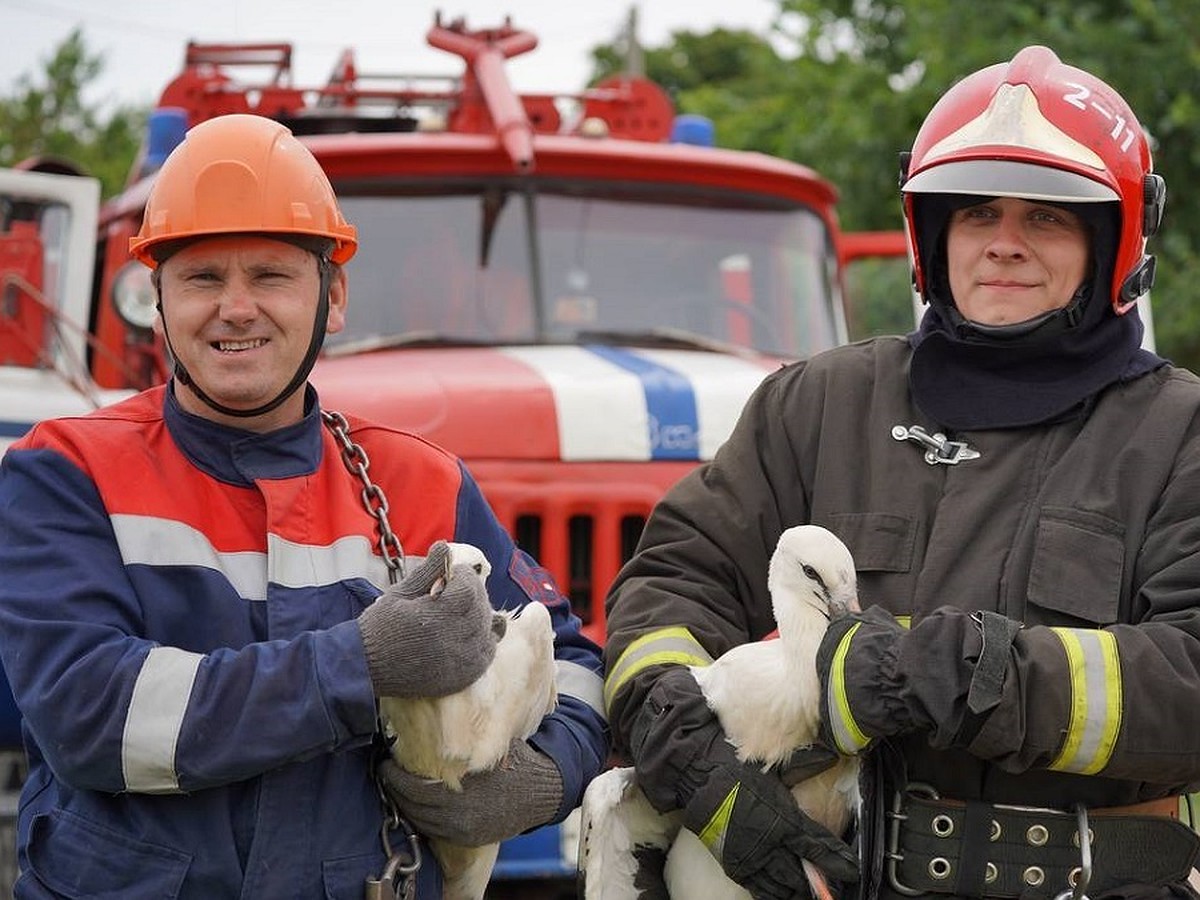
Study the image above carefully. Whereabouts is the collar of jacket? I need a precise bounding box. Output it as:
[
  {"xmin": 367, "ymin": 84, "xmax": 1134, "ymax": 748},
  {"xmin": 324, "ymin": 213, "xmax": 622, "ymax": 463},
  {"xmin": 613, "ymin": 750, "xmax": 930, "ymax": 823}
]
[
  {"xmin": 906, "ymin": 302, "xmax": 1164, "ymax": 430},
  {"xmin": 163, "ymin": 380, "xmax": 324, "ymax": 485}
]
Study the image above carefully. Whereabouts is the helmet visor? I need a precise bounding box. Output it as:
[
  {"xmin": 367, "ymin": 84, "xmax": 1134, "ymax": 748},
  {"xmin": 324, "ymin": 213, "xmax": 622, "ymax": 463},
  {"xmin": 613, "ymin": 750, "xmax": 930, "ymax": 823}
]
[{"xmin": 904, "ymin": 159, "xmax": 1118, "ymax": 203}]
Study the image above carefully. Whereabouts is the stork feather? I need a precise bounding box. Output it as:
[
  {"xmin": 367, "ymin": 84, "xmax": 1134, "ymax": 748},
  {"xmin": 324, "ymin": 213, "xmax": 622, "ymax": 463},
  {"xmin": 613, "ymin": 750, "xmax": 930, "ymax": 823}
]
[
  {"xmin": 579, "ymin": 525, "xmax": 861, "ymax": 900},
  {"xmin": 380, "ymin": 542, "xmax": 559, "ymax": 900}
]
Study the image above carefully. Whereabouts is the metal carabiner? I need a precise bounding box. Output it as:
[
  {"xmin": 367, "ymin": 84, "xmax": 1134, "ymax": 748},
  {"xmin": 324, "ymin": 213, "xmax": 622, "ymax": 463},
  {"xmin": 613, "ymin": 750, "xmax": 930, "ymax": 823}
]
[
  {"xmin": 365, "ymin": 824, "xmax": 422, "ymax": 900},
  {"xmin": 364, "ymin": 854, "xmax": 404, "ymax": 900},
  {"xmin": 1053, "ymin": 804, "xmax": 1092, "ymax": 900},
  {"xmin": 366, "ymin": 762, "xmax": 422, "ymax": 900}
]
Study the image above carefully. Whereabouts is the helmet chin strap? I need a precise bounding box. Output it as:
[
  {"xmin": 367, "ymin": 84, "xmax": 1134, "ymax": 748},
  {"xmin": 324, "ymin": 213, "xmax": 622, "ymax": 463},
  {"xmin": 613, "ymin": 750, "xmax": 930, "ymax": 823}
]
[
  {"xmin": 945, "ymin": 281, "xmax": 1088, "ymax": 344},
  {"xmin": 157, "ymin": 255, "xmax": 333, "ymax": 420}
]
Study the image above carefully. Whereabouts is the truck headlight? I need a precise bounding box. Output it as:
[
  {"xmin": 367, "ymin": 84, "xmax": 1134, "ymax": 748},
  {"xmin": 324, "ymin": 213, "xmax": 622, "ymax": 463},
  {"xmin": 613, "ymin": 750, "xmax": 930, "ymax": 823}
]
[{"xmin": 111, "ymin": 261, "xmax": 158, "ymax": 330}]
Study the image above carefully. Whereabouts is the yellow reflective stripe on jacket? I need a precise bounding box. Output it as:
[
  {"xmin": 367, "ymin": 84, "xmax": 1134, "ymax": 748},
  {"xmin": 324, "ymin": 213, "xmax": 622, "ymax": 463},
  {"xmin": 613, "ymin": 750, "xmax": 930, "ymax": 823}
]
[
  {"xmin": 826, "ymin": 621, "xmax": 872, "ymax": 754},
  {"xmin": 603, "ymin": 626, "xmax": 714, "ymax": 715},
  {"xmin": 1048, "ymin": 627, "xmax": 1122, "ymax": 775},
  {"xmin": 699, "ymin": 783, "xmax": 738, "ymax": 858}
]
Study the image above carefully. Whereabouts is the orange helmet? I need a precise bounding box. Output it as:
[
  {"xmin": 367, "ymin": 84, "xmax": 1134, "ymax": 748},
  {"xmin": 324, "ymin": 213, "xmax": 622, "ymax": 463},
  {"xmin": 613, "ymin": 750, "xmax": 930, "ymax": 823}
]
[
  {"xmin": 129, "ymin": 114, "xmax": 357, "ymax": 269},
  {"xmin": 901, "ymin": 46, "xmax": 1164, "ymax": 314}
]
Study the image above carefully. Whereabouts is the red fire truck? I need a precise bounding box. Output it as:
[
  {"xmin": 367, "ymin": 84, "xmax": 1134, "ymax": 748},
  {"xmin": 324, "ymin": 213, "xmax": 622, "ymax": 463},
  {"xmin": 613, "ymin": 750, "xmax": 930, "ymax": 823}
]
[{"xmin": 0, "ymin": 14, "xmax": 908, "ymax": 892}]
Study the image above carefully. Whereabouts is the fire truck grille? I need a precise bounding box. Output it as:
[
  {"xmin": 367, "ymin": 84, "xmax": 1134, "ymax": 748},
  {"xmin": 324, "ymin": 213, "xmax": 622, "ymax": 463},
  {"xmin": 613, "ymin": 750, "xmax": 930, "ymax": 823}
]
[
  {"xmin": 476, "ymin": 467, "xmax": 691, "ymax": 645},
  {"xmin": 513, "ymin": 513, "xmax": 646, "ymax": 628}
]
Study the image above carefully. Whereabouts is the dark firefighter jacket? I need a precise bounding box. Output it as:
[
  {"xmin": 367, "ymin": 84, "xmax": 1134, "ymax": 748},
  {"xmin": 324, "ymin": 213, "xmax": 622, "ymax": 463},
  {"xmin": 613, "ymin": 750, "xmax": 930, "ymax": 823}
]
[{"xmin": 605, "ymin": 335, "xmax": 1200, "ymax": 820}]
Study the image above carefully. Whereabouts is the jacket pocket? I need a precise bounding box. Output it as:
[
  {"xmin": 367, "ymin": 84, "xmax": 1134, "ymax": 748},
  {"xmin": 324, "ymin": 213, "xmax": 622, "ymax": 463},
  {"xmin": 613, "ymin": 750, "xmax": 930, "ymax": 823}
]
[
  {"xmin": 1027, "ymin": 507, "xmax": 1124, "ymax": 626},
  {"xmin": 323, "ymin": 851, "xmax": 380, "ymax": 900},
  {"xmin": 827, "ymin": 512, "xmax": 915, "ymax": 573},
  {"xmin": 26, "ymin": 809, "xmax": 191, "ymax": 899}
]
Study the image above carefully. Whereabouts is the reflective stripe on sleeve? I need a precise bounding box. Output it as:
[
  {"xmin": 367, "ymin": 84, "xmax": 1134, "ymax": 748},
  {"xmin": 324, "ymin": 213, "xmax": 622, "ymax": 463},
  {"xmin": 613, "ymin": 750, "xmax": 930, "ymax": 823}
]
[
  {"xmin": 603, "ymin": 626, "xmax": 714, "ymax": 715},
  {"xmin": 122, "ymin": 646, "xmax": 204, "ymax": 793},
  {"xmin": 1048, "ymin": 627, "xmax": 1122, "ymax": 775},
  {"xmin": 699, "ymin": 783, "xmax": 739, "ymax": 859},
  {"xmin": 827, "ymin": 621, "xmax": 872, "ymax": 755},
  {"xmin": 556, "ymin": 660, "xmax": 606, "ymax": 718}
]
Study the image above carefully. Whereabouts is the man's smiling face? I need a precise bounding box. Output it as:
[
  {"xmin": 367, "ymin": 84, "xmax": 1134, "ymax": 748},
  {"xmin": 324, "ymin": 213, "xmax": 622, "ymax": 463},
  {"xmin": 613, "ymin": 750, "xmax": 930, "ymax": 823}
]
[{"xmin": 156, "ymin": 235, "xmax": 346, "ymax": 431}]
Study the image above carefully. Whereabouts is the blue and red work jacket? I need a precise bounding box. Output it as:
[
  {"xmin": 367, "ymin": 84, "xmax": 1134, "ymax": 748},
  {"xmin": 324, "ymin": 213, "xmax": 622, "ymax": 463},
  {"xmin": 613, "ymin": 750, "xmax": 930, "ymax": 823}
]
[{"xmin": 0, "ymin": 383, "xmax": 607, "ymax": 899}]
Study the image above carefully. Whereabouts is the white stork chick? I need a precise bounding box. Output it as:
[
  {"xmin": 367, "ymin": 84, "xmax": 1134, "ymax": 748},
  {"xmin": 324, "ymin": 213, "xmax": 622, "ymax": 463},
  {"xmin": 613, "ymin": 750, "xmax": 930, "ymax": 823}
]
[
  {"xmin": 577, "ymin": 765, "xmax": 682, "ymax": 899},
  {"xmin": 380, "ymin": 542, "xmax": 559, "ymax": 900},
  {"xmin": 579, "ymin": 525, "xmax": 861, "ymax": 900}
]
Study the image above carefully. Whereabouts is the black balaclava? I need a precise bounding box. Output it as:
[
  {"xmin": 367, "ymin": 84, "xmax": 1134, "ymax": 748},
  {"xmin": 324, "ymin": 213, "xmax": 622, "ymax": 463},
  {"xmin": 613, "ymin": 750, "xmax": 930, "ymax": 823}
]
[{"xmin": 907, "ymin": 194, "xmax": 1165, "ymax": 430}]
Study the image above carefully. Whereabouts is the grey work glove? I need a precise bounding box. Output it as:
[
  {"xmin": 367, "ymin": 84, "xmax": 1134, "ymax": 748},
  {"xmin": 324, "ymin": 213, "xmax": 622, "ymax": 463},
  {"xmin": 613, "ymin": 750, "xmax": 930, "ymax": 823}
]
[
  {"xmin": 631, "ymin": 667, "xmax": 859, "ymax": 900},
  {"xmin": 379, "ymin": 739, "xmax": 563, "ymax": 846},
  {"xmin": 357, "ymin": 541, "xmax": 497, "ymax": 698}
]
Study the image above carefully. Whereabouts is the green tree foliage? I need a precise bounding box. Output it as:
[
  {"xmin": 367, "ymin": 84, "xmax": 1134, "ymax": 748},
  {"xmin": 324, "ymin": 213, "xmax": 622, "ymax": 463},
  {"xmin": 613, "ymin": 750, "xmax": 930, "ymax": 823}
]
[
  {"xmin": 0, "ymin": 29, "xmax": 144, "ymax": 198},
  {"xmin": 592, "ymin": 0, "xmax": 1200, "ymax": 367}
]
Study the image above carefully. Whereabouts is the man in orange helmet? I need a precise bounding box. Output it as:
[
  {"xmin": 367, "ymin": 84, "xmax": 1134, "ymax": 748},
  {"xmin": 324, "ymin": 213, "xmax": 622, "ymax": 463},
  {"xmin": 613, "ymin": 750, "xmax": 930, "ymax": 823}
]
[
  {"xmin": 604, "ymin": 47, "xmax": 1200, "ymax": 900},
  {"xmin": 0, "ymin": 114, "xmax": 607, "ymax": 897}
]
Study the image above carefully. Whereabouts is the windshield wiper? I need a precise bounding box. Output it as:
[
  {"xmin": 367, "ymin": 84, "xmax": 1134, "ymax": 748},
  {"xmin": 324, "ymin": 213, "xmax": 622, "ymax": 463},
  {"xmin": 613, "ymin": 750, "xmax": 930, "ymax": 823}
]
[
  {"xmin": 572, "ymin": 327, "xmax": 765, "ymax": 358},
  {"xmin": 322, "ymin": 331, "xmax": 490, "ymax": 357}
]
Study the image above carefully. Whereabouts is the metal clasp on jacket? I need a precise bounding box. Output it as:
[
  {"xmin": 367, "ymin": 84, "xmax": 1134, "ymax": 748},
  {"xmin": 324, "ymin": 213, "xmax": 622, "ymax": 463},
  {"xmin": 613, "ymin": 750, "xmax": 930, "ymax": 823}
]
[{"xmin": 892, "ymin": 425, "xmax": 980, "ymax": 466}]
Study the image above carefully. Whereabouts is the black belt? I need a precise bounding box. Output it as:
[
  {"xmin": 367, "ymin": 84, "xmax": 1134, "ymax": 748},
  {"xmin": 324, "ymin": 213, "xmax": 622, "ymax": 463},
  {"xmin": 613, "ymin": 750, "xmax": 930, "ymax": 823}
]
[{"xmin": 887, "ymin": 784, "xmax": 1200, "ymax": 898}]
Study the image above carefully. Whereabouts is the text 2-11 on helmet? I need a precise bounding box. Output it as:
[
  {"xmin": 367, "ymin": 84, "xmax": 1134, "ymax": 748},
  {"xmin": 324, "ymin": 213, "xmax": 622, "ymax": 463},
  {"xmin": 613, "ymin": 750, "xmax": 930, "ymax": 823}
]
[
  {"xmin": 900, "ymin": 45, "xmax": 1165, "ymax": 314},
  {"xmin": 129, "ymin": 113, "xmax": 358, "ymax": 269}
]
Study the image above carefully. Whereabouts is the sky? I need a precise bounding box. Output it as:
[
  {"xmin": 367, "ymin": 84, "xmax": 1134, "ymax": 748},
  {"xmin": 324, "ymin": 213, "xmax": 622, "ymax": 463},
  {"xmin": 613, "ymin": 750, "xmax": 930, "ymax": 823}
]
[{"xmin": 1, "ymin": 0, "xmax": 781, "ymax": 112}]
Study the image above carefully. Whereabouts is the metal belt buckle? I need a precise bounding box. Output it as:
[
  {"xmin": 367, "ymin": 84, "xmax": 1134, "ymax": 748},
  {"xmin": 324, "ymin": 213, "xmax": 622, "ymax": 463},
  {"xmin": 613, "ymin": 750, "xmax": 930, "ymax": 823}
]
[
  {"xmin": 887, "ymin": 787, "xmax": 1096, "ymax": 900},
  {"xmin": 886, "ymin": 782, "xmax": 939, "ymax": 896}
]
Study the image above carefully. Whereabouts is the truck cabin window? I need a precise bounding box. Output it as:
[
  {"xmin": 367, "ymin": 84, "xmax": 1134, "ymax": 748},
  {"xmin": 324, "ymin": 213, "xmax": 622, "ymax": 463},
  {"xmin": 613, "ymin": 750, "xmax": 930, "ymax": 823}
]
[{"xmin": 326, "ymin": 186, "xmax": 840, "ymax": 360}]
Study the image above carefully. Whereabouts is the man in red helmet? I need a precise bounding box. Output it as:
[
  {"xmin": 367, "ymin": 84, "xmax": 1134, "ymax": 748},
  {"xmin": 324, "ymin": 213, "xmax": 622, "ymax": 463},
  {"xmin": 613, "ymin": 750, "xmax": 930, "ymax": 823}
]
[
  {"xmin": 604, "ymin": 46, "xmax": 1200, "ymax": 900},
  {"xmin": 0, "ymin": 114, "xmax": 607, "ymax": 898}
]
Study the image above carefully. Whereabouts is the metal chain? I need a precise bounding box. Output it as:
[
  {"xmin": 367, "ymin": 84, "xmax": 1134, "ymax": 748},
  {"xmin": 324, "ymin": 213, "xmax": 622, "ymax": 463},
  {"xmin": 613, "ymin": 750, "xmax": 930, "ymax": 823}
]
[
  {"xmin": 321, "ymin": 409, "xmax": 417, "ymax": 897},
  {"xmin": 321, "ymin": 409, "xmax": 406, "ymax": 584}
]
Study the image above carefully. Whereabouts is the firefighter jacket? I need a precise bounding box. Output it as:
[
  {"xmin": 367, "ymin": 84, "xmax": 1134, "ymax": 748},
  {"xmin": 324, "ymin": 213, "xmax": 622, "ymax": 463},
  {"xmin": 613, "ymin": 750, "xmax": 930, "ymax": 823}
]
[
  {"xmin": 0, "ymin": 383, "xmax": 607, "ymax": 899},
  {"xmin": 605, "ymin": 336, "xmax": 1200, "ymax": 816}
]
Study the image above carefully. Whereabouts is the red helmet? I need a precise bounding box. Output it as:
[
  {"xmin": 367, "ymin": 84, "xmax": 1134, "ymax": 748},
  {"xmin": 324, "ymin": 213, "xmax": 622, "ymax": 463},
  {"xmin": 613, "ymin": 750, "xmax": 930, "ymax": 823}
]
[
  {"xmin": 130, "ymin": 114, "xmax": 357, "ymax": 269},
  {"xmin": 901, "ymin": 46, "xmax": 1164, "ymax": 314}
]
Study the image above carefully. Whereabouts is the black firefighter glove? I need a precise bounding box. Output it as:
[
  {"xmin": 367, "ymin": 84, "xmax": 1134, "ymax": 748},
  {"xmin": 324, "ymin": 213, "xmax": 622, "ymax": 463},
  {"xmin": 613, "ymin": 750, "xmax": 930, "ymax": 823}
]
[
  {"xmin": 816, "ymin": 605, "xmax": 1019, "ymax": 754},
  {"xmin": 629, "ymin": 666, "xmax": 859, "ymax": 900},
  {"xmin": 815, "ymin": 606, "xmax": 908, "ymax": 755}
]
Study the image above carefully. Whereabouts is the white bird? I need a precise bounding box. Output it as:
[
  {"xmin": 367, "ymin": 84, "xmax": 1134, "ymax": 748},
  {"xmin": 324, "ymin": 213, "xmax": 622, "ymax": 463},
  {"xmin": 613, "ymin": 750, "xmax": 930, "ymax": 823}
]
[
  {"xmin": 579, "ymin": 525, "xmax": 861, "ymax": 900},
  {"xmin": 380, "ymin": 542, "xmax": 559, "ymax": 900}
]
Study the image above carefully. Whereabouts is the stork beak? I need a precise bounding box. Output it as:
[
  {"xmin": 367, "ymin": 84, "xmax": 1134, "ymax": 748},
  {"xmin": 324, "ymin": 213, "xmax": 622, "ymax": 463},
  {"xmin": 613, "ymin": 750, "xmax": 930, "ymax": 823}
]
[{"xmin": 831, "ymin": 591, "xmax": 861, "ymax": 617}]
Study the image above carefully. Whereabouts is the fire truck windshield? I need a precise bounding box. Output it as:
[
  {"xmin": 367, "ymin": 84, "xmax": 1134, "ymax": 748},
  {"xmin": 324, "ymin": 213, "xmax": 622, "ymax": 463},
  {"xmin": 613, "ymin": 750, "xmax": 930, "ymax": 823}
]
[{"xmin": 324, "ymin": 185, "xmax": 843, "ymax": 359}]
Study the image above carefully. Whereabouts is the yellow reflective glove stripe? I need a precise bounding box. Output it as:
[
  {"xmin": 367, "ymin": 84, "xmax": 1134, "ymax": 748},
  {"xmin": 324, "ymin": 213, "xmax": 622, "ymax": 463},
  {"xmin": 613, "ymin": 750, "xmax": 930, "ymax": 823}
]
[
  {"xmin": 604, "ymin": 626, "xmax": 714, "ymax": 715},
  {"xmin": 827, "ymin": 621, "xmax": 872, "ymax": 754},
  {"xmin": 698, "ymin": 782, "xmax": 739, "ymax": 859},
  {"xmin": 1048, "ymin": 627, "xmax": 1122, "ymax": 775}
]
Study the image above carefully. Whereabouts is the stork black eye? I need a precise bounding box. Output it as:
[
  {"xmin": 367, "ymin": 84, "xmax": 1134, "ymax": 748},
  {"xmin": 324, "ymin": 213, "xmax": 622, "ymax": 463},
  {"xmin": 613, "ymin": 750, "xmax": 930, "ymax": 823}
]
[
  {"xmin": 472, "ymin": 563, "xmax": 485, "ymax": 575},
  {"xmin": 801, "ymin": 563, "xmax": 828, "ymax": 590}
]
